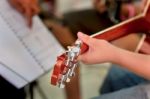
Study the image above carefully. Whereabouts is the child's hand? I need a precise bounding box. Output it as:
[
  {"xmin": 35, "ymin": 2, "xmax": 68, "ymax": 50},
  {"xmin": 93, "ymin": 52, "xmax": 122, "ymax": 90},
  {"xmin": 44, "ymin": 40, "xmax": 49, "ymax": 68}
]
[
  {"xmin": 9, "ymin": 0, "xmax": 40, "ymax": 27},
  {"xmin": 77, "ymin": 32, "xmax": 117, "ymax": 64}
]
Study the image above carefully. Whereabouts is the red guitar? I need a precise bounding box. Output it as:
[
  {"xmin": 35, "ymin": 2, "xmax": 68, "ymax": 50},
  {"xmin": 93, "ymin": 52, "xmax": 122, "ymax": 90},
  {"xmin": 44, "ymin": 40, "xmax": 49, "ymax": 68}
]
[{"xmin": 51, "ymin": 0, "xmax": 150, "ymax": 88}]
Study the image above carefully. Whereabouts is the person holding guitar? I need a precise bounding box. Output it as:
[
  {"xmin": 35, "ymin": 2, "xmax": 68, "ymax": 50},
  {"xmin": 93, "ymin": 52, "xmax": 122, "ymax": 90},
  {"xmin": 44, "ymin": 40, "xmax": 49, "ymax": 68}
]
[
  {"xmin": 51, "ymin": 0, "xmax": 150, "ymax": 98},
  {"xmin": 8, "ymin": 0, "xmax": 150, "ymax": 99},
  {"xmin": 77, "ymin": 31, "xmax": 150, "ymax": 80},
  {"xmin": 58, "ymin": 0, "xmax": 149, "ymax": 96},
  {"xmin": 77, "ymin": 30, "xmax": 150, "ymax": 99},
  {"xmin": 94, "ymin": 0, "xmax": 149, "ymax": 95},
  {"xmin": 71, "ymin": 0, "xmax": 150, "ymax": 99}
]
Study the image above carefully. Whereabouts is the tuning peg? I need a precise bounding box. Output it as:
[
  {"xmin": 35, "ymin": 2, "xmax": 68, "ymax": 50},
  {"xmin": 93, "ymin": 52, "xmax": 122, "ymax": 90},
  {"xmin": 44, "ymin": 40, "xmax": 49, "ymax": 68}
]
[
  {"xmin": 59, "ymin": 83, "xmax": 65, "ymax": 88},
  {"xmin": 66, "ymin": 78, "xmax": 70, "ymax": 82}
]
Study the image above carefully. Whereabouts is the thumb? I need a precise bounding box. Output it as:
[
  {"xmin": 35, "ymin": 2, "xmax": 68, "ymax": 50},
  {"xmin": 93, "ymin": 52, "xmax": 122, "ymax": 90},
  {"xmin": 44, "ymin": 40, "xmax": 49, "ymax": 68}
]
[{"xmin": 77, "ymin": 32, "xmax": 92, "ymax": 46}]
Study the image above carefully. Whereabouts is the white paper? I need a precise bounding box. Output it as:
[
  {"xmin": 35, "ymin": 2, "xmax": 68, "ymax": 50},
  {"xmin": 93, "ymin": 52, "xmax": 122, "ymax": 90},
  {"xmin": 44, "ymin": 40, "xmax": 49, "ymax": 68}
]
[{"xmin": 0, "ymin": 0, "xmax": 64, "ymax": 88}]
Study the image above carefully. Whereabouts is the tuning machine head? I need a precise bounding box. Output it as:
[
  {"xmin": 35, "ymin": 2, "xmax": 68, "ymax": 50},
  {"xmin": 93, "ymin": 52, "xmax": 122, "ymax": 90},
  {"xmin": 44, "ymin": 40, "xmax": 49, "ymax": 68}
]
[{"xmin": 51, "ymin": 40, "xmax": 82, "ymax": 88}]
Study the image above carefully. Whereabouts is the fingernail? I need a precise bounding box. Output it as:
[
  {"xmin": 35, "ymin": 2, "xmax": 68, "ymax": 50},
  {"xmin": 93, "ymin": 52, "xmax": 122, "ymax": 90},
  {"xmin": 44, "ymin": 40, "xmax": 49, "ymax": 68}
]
[{"xmin": 78, "ymin": 32, "xmax": 84, "ymax": 37}]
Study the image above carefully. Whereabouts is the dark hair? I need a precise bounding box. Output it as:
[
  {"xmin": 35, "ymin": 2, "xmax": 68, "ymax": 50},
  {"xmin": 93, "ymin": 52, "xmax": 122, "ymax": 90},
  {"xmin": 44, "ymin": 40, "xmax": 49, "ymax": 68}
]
[{"xmin": 106, "ymin": 0, "xmax": 141, "ymax": 23}]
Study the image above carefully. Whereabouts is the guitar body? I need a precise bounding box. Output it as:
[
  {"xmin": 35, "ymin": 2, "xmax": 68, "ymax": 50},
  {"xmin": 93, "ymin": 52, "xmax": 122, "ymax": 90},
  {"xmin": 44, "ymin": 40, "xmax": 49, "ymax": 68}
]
[{"xmin": 51, "ymin": 0, "xmax": 150, "ymax": 87}]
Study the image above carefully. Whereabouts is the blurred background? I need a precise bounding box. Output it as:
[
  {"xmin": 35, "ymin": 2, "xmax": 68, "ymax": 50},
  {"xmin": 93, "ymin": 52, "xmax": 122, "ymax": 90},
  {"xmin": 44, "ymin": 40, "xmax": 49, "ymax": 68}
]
[
  {"xmin": 4, "ymin": 0, "xmax": 146, "ymax": 99},
  {"xmin": 29, "ymin": 63, "xmax": 110, "ymax": 99}
]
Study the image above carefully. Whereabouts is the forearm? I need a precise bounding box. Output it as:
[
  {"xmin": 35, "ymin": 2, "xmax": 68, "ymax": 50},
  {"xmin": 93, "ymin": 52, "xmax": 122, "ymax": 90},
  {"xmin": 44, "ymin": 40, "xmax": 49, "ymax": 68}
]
[
  {"xmin": 111, "ymin": 33, "xmax": 143, "ymax": 51},
  {"xmin": 78, "ymin": 32, "xmax": 150, "ymax": 80},
  {"xmin": 112, "ymin": 46, "xmax": 150, "ymax": 80}
]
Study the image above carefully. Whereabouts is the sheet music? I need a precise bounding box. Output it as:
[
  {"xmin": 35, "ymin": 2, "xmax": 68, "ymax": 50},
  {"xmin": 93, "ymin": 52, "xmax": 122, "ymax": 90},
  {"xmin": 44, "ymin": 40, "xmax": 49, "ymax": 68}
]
[{"xmin": 0, "ymin": 0, "xmax": 64, "ymax": 88}]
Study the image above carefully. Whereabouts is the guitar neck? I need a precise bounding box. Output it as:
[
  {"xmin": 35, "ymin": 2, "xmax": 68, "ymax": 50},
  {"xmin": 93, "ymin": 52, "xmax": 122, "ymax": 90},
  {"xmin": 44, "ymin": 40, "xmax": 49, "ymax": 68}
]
[
  {"xmin": 92, "ymin": 17, "xmax": 148, "ymax": 41},
  {"xmin": 92, "ymin": 0, "xmax": 150, "ymax": 41},
  {"xmin": 81, "ymin": 1, "xmax": 150, "ymax": 53}
]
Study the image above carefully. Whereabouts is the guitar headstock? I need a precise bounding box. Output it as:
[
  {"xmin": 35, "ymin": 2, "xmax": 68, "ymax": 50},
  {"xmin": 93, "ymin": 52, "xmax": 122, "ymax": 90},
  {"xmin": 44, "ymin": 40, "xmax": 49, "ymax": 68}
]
[{"xmin": 51, "ymin": 40, "xmax": 82, "ymax": 88}]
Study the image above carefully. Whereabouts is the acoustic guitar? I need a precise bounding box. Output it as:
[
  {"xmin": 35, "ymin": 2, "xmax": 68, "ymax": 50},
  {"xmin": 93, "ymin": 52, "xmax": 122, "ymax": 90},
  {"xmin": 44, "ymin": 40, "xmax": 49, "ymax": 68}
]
[{"xmin": 51, "ymin": 0, "xmax": 150, "ymax": 88}]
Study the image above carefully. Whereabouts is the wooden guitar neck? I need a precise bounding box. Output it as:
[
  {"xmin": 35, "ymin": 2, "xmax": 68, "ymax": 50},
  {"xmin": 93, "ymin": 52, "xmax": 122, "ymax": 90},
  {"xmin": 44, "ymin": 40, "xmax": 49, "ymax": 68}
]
[{"xmin": 81, "ymin": 0, "xmax": 150, "ymax": 53}]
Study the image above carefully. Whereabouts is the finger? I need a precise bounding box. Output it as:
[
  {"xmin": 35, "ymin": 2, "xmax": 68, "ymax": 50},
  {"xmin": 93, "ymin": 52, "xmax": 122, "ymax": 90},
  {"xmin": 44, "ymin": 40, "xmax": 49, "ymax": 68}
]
[
  {"xmin": 77, "ymin": 32, "xmax": 93, "ymax": 46},
  {"xmin": 31, "ymin": 4, "xmax": 40, "ymax": 15},
  {"xmin": 24, "ymin": 7, "xmax": 33, "ymax": 27},
  {"xmin": 30, "ymin": 0, "xmax": 40, "ymax": 15},
  {"xmin": 78, "ymin": 53, "xmax": 91, "ymax": 64},
  {"xmin": 77, "ymin": 55, "xmax": 84, "ymax": 61},
  {"xmin": 9, "ymin": 0, "xmax": 24, "ymax": 13},
  {"xmin": 78, "ymin": 54, "xmax": 88, "ymax": 61}
]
